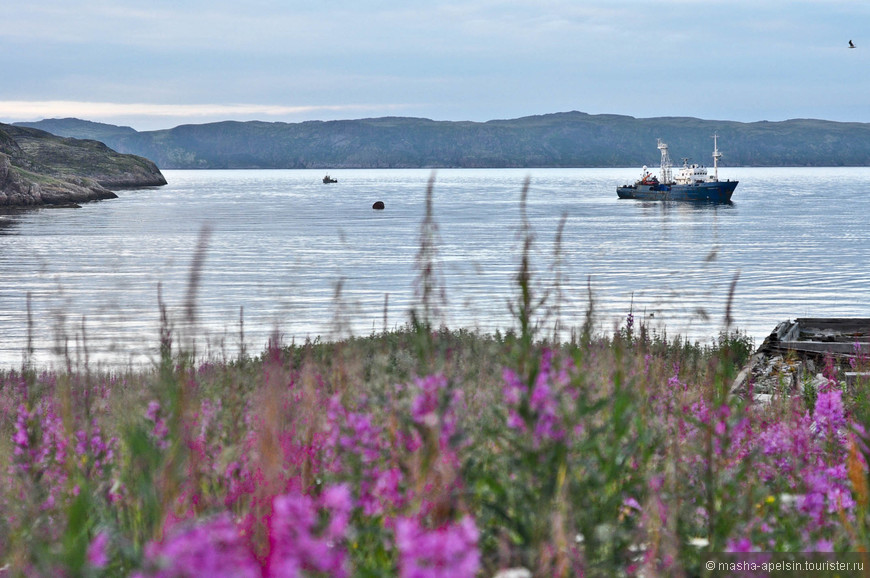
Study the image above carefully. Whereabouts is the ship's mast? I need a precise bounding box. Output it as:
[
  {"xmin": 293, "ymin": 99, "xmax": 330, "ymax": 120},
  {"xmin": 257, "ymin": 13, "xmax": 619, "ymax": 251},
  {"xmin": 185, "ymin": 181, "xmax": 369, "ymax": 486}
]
[
  {"xmin": 712, "ymin": 133, "xmax": 722, "ymax": 181},
  {"xmin": 657, "ymin": 139, "xmax": 672, "ymax": 184}
]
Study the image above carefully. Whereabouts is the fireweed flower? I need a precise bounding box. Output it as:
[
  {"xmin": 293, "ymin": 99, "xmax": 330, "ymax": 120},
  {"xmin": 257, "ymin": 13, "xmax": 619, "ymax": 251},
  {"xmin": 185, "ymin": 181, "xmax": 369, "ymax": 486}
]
[
  {"xmin": 145, "ymin": 401, "xmax": 170, "ymax": 450},
  {"xmin": 395, "ymin": 515, "xmax": 480, "ymax": 578},
  {"xmin": 136, "ymin": 514, "xmax": 259, "ymax": 578},
  {"xmin": 11, "ymin": 401, "xmax": 72, "ymax": 510},
  {"xmin": 667, "ymin": 364, "xmax": 686, "ymax": 391},
  {"xmin": 358, "ymin": 466, "xmax": 407, "ymax": 517},
  {"xmin": 145, "ymin": 400, "xmax": 160, "ymax": 422},
  {"xmin": 410, "ymin": 373, "xmax": 464, "ymax": 450},
  {"xmin": 326, "ymin": 395, "xmax": 384, "ymax": 466},
  {"xmin": 502, "ymin": 368, "xmax": 527, "ymax": 432},
  {"xmin": 812, "ymin": 389, "xmax": 846, "ymax": 440},
  {"xmin": 372, "ymin": 466, "xmax": 406, "ymax": 512},
  {"xmin": 725, "ymin": 537, "xmax": 757, "ymax": 552},
  {"xmin": 195, "ymin": 398, "xmax": 222, "ymax": 452},
  {"xmin": 223, "ymin": 460, "xmax": 256, "ymax": 509},
  {"xmin": 12, "ymin": 404, "xmax": 33, "ymax": 471},
  {"xmin": 267, "ymin": 484, "xmax": 353, "ymax": 578},
  {"xmin": 411, "ymin": 374, "xmax": 446, "ymax": 426},
  {"xmin": 799, "ymin": 463, "xmax": 855, "ymax": 523},
  {"xmin": 75, "ymin": 420, "xmax": 116, "ymax": 478},
  {"xmin": 87, "ymin": 531, "xmax": 109, "ymax": 568},
  {"xmin": 502, "ymin": 350, "xmax": 570, "ymax": 446},
  {"xmin": 529, "ymin": 376, "xmax": 563, "ymax": 444},
  {"xmin": 324, "ymin": 394, "xmax": 405, "ymax": 515}
]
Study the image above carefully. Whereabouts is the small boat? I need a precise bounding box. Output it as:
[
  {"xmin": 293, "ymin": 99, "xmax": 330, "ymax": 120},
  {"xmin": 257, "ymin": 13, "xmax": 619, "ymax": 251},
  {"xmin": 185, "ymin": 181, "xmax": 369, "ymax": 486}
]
[
  {"xmin": 323, "ymin": 175, "xmax": 337, "ymax": 184},
  {"xmin": 617, "ymin": 135, "xmax": 738, "ymax": 202}
]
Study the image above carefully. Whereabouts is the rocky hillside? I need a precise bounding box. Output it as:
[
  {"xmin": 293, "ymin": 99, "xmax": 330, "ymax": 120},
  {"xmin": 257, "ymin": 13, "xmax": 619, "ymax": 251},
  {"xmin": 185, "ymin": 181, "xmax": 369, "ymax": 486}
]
[
  {"xmin": 0, "ymin": 123, "xmax": 166, "ymax": 207},
  {"xmin": 18, "ymin": 112, "xmax": 870, "ymax": 169}
]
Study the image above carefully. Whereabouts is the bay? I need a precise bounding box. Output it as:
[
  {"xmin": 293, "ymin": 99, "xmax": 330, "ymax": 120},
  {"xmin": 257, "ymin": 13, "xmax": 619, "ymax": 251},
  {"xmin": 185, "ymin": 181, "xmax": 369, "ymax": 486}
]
[{"xmin": 1, "ymin": 167, "xmax": 869, "ymax": 368}]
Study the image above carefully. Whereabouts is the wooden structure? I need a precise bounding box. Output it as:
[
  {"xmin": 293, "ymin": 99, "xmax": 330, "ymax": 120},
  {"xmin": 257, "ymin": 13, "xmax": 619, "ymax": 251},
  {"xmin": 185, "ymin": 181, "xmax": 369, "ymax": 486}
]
[
  {"xmin": 762, "ymin": 318, "xmax": 870, "ymax": 359},
  {"xmin": 731, "ymin": 318, "xmax": 870, "ymax": 399}
]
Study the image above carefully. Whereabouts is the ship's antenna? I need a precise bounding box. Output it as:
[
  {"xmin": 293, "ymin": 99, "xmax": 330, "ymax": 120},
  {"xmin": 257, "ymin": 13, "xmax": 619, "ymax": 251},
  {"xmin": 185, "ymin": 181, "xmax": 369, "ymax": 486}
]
[
  {"xmin": 657, "ymin": 139, "xmax": 672, "ymax": 183},
  {"xmin": 712, "ymin": 133, "xmax": 722, "ymax": 181}
]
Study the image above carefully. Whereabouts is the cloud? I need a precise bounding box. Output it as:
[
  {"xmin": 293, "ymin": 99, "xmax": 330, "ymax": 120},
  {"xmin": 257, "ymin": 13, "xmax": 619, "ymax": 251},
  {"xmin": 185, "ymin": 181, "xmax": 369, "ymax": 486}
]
[{"xmin": 0, "ymin": 100, "xmax": 414, "ymax": 127}]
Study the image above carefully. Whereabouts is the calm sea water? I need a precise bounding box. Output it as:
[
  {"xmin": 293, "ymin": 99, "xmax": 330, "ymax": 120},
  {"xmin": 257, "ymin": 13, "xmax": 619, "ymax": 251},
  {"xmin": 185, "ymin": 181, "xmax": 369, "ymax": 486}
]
[{"xmin": 1, "ymin": 167, "xmax": 869, "ymax": 368}]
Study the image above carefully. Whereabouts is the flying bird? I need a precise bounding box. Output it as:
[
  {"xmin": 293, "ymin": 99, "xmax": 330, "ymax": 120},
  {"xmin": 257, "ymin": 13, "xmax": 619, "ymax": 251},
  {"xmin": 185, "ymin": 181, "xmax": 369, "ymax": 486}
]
[{"xmin": 849, "ymin": 40, "xmax": 856, "ymax": 48}]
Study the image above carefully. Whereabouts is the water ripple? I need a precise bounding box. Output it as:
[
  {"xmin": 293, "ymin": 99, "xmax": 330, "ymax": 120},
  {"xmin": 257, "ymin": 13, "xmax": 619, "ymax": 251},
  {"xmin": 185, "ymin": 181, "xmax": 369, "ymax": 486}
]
[{"xmin": 2, "ymin": 167, "xmax": 869, "ymax": 367}]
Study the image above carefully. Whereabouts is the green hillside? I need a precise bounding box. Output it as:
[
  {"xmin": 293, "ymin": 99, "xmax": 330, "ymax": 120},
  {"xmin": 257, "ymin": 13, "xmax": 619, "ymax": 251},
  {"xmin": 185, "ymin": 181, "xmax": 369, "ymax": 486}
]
[{"xmin": 18, "ymin": 112, "xmax": 870, "ymax": 169}]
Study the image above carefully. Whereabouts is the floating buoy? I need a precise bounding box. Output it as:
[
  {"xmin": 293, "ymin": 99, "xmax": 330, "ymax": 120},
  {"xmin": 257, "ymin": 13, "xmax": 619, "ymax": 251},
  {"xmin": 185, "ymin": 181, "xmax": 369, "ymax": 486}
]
[{"xmin": 372, "ymin": 201, "xmax": 385, "ymax": 210}]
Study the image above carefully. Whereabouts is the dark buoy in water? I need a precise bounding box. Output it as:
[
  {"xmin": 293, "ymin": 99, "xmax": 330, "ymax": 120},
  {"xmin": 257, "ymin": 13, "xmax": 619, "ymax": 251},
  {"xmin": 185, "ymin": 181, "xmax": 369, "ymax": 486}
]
[{"xmin": 372, "ymin": 201, "xmax": 385, "ymax": 210}]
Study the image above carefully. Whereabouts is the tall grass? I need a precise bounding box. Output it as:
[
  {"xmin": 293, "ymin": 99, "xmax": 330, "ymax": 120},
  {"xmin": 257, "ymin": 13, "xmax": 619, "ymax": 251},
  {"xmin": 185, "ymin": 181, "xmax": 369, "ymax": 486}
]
[{"xmin": 0, "ymin": 178, "xmax": 868, "ymax": 577}]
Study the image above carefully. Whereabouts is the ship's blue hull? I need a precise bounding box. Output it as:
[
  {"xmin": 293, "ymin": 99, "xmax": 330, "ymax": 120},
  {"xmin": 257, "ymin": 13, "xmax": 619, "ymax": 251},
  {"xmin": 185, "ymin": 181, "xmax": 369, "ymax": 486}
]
[{"xmin": 617, "ymin": 180, "xmax": 738, "ymax": 202}]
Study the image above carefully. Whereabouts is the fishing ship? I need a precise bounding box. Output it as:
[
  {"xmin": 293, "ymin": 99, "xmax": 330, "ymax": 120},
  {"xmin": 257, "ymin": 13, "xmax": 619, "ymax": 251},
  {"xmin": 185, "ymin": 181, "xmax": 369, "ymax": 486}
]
[{"xmin": 617, "ymin": 135, "xmax": 738, "ymax": 202}]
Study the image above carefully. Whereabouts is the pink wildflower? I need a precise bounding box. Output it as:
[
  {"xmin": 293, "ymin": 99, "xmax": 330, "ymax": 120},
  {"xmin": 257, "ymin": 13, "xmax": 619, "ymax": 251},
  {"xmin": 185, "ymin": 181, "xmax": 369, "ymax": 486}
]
[
  {"xmin": 395, "ymin": 516, "xmax": 480, "ymax": 578},
  {"xmin": 370, "ymin": 466, "xmax": 407, "ymax": 515},
  {"xmin": 725, "ymin": 537, "xmax": 757, "ymax": 552},
  {"xmin": 145, "ymin": 401, "xmax": 170, "ymax": 450},
  {"xmin": 813, "ymin": 389, "xmax": 846, "ymax": 438},
  {"xmin": 13, "ymin": 404, "xmax": 30, "ymax": 450},
  {"xmin": 411, "ymin": 373, "xmax": 463, "ymax": 449},
  {"xmin": 267, "ymin": 484, "xmax": 353, "ymax": 578},
  {"xmin": 87, "ymin": 531, "xmax": 110, "ymax": 568},
  {"xmin": 136, "ymin": 514, "xmax": 259, "ymax": 578},
  {"xmin": 501, "ymin": 351, "xmax": 570, "ymax": 446},
  {"xmin": 145, "ymin": 401, "xmax": 161, "ymax": 422}
]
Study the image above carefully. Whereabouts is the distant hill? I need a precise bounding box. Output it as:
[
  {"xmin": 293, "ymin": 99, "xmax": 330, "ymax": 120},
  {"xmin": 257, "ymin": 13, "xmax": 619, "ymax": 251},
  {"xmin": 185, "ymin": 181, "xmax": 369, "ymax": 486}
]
[
  {"xmin": 0, "ymin": 123, "xmax": 167, "ymax": 207},
  {"xmin": 18, "ymin": 117, "xmax": 140, "ymax": 142},
  {"xmin": 17, "ymin": 112, "xmax": 870, "ymax": 169}
]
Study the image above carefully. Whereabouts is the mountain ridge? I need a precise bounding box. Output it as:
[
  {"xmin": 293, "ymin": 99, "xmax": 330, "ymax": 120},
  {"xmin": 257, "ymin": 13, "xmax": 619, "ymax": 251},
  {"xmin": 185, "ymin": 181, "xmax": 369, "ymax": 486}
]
[{"xmin": 16, "ymin": 111, "xmax": 870, "ymax": 169}]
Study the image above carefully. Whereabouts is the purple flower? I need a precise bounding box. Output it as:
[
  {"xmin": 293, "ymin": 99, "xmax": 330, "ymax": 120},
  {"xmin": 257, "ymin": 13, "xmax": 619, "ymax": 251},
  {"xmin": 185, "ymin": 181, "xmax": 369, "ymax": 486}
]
[
  {"xmin": 813, "ymin": 389, "xmax": 846, "ymax": 437},
  {"xmin": 667, "ymin": 364, "xmax": 685, "ymax": 390},
  {"xmin": 327, "ymin": 397, "xmax": 383, "ymax": 467},
  {"xmin": 529, "ymin": 379, "xmax": 563, "ymax": 444},
  {"xmin": 411, "ymin": 374, "xmax": 447, "ymax": 426},
  {"xmin": 145, "ymin": 401, "xmax": 170, "ymax": 450},
  {"xmin": 87, "ymin": 531, "xmax": 109, "ymax": 568},
  {"xmin": 267, "ymin": 484, "xmax": 352, "ymax": 578},
  {"xmin": 501, "ymin": 351, "xmax": 571, "ymax": 446},
  {"xmin": 13, "ymin": 404, "xmax": 30, "ymax": 450},
  {"xmin": 370, "ymin": 467, "xmax": 406, "ymax": 515},
  {"xmin": 395, "ymin": 516, "xmax": 480, "ymax": 578},
  {"xmin": 146, "ymin": 401, "xmax": 161, "ymax": 423},
  {"xmin": 320, "ymin": 484, "xmax": 353, "ymax": 537},
  {"xmin": 410, "ymin": 373, "xmax": 462, "ymax": 448},
  {"xmin": 725, "ymin": 537, "xmax": 757, "ymax": 552},
  {"xmin": 502, "ymin": 369, "xmax": 523, "ymax": 405},
  {"xmin": 506, "ymin": 410, "xmax": 526, "ymax": 432},
  {"xmin": 136, "ymin": 514, "xmax": 259, "ymax": 578}
]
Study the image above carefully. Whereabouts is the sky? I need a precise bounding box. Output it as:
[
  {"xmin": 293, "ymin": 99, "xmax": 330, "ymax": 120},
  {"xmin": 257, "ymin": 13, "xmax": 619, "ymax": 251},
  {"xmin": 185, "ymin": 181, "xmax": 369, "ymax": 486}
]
[{"xmin": 1, "ymin": 0, "xmax": 868, "ymax": 131}]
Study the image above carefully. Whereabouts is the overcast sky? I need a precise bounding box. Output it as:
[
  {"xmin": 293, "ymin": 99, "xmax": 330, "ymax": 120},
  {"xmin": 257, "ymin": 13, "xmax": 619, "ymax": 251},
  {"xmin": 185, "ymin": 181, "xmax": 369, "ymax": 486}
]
[{"xmin": 1, "ymin": 0, "xmax": 867, "ymax": 131}]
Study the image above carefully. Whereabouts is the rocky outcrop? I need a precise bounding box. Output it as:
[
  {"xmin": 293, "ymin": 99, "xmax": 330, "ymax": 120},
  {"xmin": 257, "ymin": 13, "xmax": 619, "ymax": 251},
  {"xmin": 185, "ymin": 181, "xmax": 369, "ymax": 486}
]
[
  {"xmin": 0, "ymin": 123, "xmax": 166, "ymax": 207},
  {"xmin": 0, "ymin": 153, "xmax": 117, "ymax": 206}
]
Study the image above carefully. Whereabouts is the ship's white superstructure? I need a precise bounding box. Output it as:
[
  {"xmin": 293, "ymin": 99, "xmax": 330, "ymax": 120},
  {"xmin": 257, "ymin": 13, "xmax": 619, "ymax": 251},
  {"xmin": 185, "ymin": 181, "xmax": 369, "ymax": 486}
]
[
  {"xmin": 659, "ymin": 134, "xmax": 724, "ymax": 185},
  {"xmin": 617, "ymin": 134, "xmax": 738, "ymax": 202}
]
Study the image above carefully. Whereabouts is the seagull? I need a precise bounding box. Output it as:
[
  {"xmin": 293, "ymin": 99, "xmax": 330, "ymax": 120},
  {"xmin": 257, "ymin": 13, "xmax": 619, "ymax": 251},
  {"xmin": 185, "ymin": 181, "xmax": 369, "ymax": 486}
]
[{"xmin": 849, "ymin": 40, "xmax": 856, "ymax": 48}]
